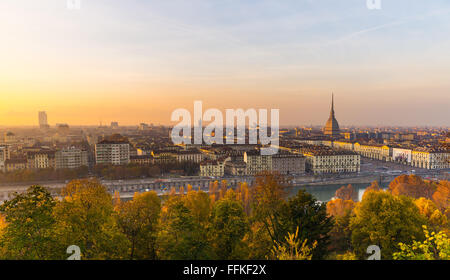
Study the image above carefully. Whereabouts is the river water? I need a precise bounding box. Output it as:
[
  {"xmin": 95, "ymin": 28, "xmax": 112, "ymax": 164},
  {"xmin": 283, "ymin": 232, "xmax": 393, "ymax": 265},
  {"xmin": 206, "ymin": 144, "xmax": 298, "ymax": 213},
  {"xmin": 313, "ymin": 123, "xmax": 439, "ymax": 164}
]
[{"xmin": 287, "ymin": 182, "xmax": 390, "ymax": 202}]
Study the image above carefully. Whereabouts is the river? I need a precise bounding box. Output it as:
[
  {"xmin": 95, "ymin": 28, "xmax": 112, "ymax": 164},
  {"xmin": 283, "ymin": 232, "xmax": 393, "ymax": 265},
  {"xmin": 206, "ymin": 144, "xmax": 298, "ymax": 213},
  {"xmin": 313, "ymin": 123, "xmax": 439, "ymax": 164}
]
[{"xmin": 288, "ymin": 182, "xmax": 390, "ymax": 202}]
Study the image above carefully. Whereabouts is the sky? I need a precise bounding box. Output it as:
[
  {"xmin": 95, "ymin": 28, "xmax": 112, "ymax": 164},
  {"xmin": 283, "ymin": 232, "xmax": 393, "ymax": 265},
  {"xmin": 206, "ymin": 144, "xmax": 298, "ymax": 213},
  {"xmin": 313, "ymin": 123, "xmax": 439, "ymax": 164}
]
[{"xmin": 0, "ymin": 0, "xmax": 449, "ymax": 127}]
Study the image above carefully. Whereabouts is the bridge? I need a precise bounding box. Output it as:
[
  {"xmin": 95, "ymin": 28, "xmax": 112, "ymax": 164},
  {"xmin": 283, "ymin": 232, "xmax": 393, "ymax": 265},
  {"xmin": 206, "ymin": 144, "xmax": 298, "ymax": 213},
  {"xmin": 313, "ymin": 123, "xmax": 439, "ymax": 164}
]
[{"xmin": 0, "ymin": 176, "xmax": 257, "ymax": 202}]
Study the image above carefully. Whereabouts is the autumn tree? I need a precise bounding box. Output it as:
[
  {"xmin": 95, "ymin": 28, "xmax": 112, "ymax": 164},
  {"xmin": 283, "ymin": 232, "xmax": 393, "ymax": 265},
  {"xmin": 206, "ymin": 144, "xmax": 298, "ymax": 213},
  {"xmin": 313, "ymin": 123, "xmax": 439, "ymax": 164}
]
[
  {"xmin": 0, "ymin": 186, "xmax": 58, "ymax": 259},
  {"xmin": 183, "ymin": 190, "xmax": 212, "ymax": 226},
  {"xmin": 156, "ymin": 196, "xmax": 212, "ymax": 259},
  {"xmin": 393, "ymin": 226, "xmax": 450, "ymax": 260},
  {"xmin": 116, "ymin": 191, "xmax": 161, "ymax": 259},
  {"xmin": 53, "ymin": 179, "xmax": 129, "ymax": 259},
  {"xmin": 335, "ymin": 184, "xmax": 356, "ymax": 201},
  {"xmin": 244, "ymin": 221, "xmax": 273, "ymax": 260},
  {"xmin": 365, "ymin": 180, "xmax": 381, "ymax": 193},
  {"xmin": 432, "ymin": 180, "xmax": 449, "ymax": 212},
  {"xmin": 326, "ymin": 198, "xmax": 355, "ymax": 254},
  {"xmin": 327, "ymin": 199, "xmax": 355, "ymax": 218},
  {"xmin": 285, "ymin": 190, "xmax": 333, "ymax": 259},
  {"xmin": 350, "ymin": 191, "xmax": 426, "ymax": 259},
  {"xmin": 250, "ymin": 172, "xmax": 289, "ymax": 250},
  {"xmin": 389, "ymin": 175, "xmax": 435, "ymax": 200},
  {"xmin": 414, "ymin": 197, "xmax": 448, "ymax": 234},
  {"xmin": 209, "ymin": 189, "xmax": 249, "ymax": 259},
  {"xmin": 271, "ymin": 227, "xmax": 317, "ymax": 260}
]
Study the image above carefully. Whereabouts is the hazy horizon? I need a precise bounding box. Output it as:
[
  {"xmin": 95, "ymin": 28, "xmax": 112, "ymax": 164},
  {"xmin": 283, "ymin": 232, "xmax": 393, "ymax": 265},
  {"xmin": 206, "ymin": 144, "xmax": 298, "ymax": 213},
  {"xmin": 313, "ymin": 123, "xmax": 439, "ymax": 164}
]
[{"xmin": 1, "ymin": 0, "xmax": 449, "ymax": 127}]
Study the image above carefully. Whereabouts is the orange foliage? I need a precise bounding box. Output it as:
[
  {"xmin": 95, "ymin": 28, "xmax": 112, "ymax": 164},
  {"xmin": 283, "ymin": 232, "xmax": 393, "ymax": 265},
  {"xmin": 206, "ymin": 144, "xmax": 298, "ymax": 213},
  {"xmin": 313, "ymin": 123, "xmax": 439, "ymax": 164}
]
[
  {"xmin": 432, "ymin": 180, "xmax": 449, "ymax": 211},
  {"xmin": 326, "ymin": 198, "xmax": 355, "ymax": 217},
  {"xmin": 335, "ymin": 184, "xmax": 356, "ymax": 201},
  {"xmin": 389, "ymin": 175, "xmax": 435, "ymax": 200}
]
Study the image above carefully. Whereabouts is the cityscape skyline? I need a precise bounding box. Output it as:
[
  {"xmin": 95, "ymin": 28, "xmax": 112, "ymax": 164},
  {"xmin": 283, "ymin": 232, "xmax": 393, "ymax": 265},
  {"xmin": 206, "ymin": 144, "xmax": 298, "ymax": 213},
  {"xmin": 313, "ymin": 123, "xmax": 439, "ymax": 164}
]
[
  {"xmin": 0, "ymin": 99, "xmax": 449, "ymax": 129},
  {"xmin": 1, "ymin": 1, "xmax": 449, "ymax": 126},
  {"xmin": 0, "ymin": 1, "xmax": 449, "ymax": 264}
]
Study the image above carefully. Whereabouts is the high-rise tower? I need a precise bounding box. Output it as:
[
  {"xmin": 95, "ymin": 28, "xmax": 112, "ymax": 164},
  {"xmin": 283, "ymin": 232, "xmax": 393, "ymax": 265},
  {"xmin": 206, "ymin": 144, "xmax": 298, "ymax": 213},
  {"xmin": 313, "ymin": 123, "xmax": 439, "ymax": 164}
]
[
  {"xmin": 39, "ymin": 111, "xmax": 49, "ymax": 129},
  {"xmin": 323, "ymin": 94, "xmax": 340, "ymax": 137}
]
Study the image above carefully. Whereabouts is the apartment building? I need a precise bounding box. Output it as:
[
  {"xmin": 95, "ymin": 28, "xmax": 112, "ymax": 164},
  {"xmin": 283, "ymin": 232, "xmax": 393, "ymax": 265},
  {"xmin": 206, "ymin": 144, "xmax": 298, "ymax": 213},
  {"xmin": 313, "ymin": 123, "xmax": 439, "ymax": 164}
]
[
  {"xmin": 95, "ymin": 138, "xmax": 130, "ymax": 165},
  {"xmin": 304, "ymin": 150, "xmax": 360, "ymax": 174},
  {"xmin": 224, "ymin": 160, "xmax": 247, "ymax": 176},
  {"xmin": 354, "ymin": 143, "xmax": 391, "ymax": 161},
  {"xmin": 411, "ymin": 148, "xmax": 450, "ymax": 170},
  {"xmin": 130, "ymin": 155, "xmax": 153, "ymax": 165},
  {"xmin": 243, "ymin": 150, "xmax": 272, "ymax": 175},
  {"xmin": 4, "ymin": 158, "xmax": 27, "ymax": 172},
  {"xmin": 26, "ymin": 150, "xmax": 56, "ymax": 169},
  {"xmin": 271, "ymin": 153, "xmax": 306, "ymax": 175},
  {"xmin": 176, "ymin": 150, "xmax": 204, "ymax": 163},
  {"xmin": 0, "ymin": 145, "xmax": 10, "ymax": 172},
  {"xmin": 55, "ymin": 147, "xmax": 89, "ymax": 169},
  {"xmin": 200, "ymin": 157, "xmax": 228, "ymax": 177}
]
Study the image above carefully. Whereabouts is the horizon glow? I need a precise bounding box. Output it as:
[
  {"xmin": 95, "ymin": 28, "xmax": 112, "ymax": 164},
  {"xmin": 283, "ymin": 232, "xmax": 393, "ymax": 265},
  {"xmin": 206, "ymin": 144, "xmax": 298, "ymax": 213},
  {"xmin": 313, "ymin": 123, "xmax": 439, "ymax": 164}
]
[{"xmin": 0, "ymin": 0, "xmax": 449, "ymax": 127}]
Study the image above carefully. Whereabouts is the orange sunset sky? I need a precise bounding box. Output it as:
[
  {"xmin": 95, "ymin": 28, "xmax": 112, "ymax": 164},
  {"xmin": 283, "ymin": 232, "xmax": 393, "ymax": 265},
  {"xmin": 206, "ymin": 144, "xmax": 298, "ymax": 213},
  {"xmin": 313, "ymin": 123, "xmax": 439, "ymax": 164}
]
[{"xmin": 1, "ymin": 1, "xmax": 449, "ymax": 127}]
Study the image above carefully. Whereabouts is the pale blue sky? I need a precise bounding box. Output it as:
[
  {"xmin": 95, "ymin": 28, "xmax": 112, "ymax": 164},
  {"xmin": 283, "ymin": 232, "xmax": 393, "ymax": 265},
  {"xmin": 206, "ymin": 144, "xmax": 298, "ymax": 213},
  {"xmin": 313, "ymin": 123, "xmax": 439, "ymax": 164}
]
[{"xmin": 1, "ymin": 0, "xmax": 449, "ymax": 126}]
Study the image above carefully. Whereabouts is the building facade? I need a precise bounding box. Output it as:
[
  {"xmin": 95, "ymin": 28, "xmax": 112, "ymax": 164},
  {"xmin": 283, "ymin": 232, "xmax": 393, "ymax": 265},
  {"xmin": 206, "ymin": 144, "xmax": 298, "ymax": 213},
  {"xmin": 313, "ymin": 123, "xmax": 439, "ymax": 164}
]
[
  {"xmin": 5, "ymin": 158, "xmax": 27, "ymax": 172},
  {"xmin": 411, "ymin": 149, "xmax": 450, "ymax": 170},
  {"xmin": 95, "ymin": 139, "xmax": 130, "ymax": 165},
  {"xmin": 304, "ymin": 150, "xmax": 360, "ymax": 174},
  {"xmin": 55, "ymin": 147, "xmax": 89, "ymax": 169},
  {"xmin": 243, "ymin": 150, "xmax": 272, "ymax": 175},
  {"xmin": 26, "ymin": 150, "xmax": 56, "ymax": 169},
  {"xmin": 200, "ymin": 158, "xmax": 228, "ymax": 177},
  {"xmin": 176, "ymin": 150, "xmax": 204, "ymax": 163},
  {"xmin": 271, "ymin": 153, "xmax": 306, "ymax": 175}
]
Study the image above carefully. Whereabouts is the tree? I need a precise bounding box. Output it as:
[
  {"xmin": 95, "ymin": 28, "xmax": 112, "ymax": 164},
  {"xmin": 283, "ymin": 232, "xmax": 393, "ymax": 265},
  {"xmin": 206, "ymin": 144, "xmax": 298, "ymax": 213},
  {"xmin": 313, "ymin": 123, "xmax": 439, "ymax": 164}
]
[
  {"xmin": 251, "ymin": 172, "xmax": 289, "ymax": 247},
  {"xmin": 326, "ymin": 198, "xmax": 355, "ymax": 253},
  {"xmin": 285, "ymin": 190, "xmax": 333, "ymax": 259},
  {"xmin": 183, "ymin": 190, "xmax": 212, "ymax": 226},
  {"xmin": 327, "ymin": 198, "xmax": 355, "ymax": 218},
  {"xmin": 335, "ymin": 184, "xmax": 356, "ymax": 201},
  {"xmin": 389, "ymin": 175, "xmax": 435, "ymax": 200},
  {"xmin": 414, "ymin": 197, "xmax": 448, "ymax": 234},
  {"xmin": 53, "ymin": 179, "xmax": 129, "ymax": 259},
  {"xmin": 116, "ymin": 191, "xmax": 161, "ymax": 259},
  {"xmin": 271, "ymin": 227, "xmax": 317, "ymax": 260},
  {"xmin": 350, "ymin": 191, "xmax": 426, "ymax": 259},
  {"xmin": 209, "ymin": 189, "xmax": 249, "ymax": 259},
  {"xmin": 156, "ymin": 196, "xmax": 212, "ymax": 260},
  {"xmin": 393, "ymin": 226, "xmax": 450, "ymax": 260},
  {"xmin": 432, "ymin": 180, "xmax": 449, "ymax": 212},
  {"xmin": 0, "ymin": 186, "xmax": 58, "ymax": 259},
  {"xmin": 365, "ymin": 180, "xmax": 381, "ymax": 193}
]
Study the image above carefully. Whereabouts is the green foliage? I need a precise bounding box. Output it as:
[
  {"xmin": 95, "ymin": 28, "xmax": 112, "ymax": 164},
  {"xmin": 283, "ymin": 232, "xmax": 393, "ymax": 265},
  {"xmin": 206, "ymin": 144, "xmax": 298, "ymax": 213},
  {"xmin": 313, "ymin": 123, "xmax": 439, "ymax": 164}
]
[
  {"xmin": 393, "ymin": 226, "xmax": 450, "ymax": 260},
  {"xmin": 156, "ymin": 196, "xmax": 212, "ymax": 260},
  {"xmin": 251, "ymin": 172, "xmax": 290, "ymax": 249},
  {"xmin": 116, "ymin": 191, "xmax": 161, "ymax": 259},
  {"xmin": 53, "ymin": 179, "xmax": 129, "ymax": 259},
  {"xmin": 285, "ymin": 190, "xmax": 333, "ymax": 259},
  {"xmin": 0, "ymin": 185, "xmax": 58, "ymax": 259},
  {"xmin": 209, "ymin": 190, "xmax": 249, "ymax": 259},
  {"xmin": 350, "ymin": 191, "xmax": 426, "ymax": 259},
  {"xmin": 0, "ymin": 173, "xmax": 446, "ymax": 260},
  {"xmin": 244, "ymin": 221, "xmax": 274, "ymax": 260}
]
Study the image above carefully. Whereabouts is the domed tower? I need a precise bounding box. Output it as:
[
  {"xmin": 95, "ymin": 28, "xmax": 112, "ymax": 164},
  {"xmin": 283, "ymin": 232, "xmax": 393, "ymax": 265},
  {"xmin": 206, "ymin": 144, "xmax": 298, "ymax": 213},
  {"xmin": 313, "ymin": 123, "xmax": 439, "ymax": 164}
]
[{"xmin": 323, "ymin": 93, "xmax": 340, "ymax": 137}]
